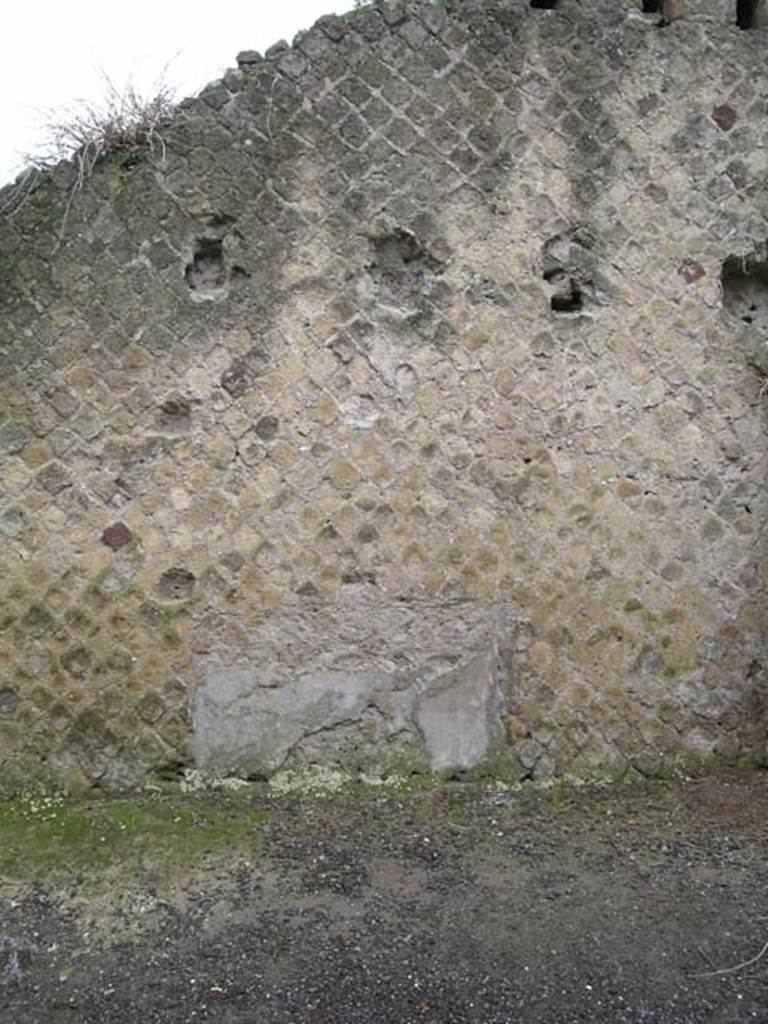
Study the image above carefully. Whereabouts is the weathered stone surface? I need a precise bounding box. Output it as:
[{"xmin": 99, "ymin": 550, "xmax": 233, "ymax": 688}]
[
  {"xmin": 415, "ymin": 650, "xmax": 504, "ymax": 773},
  {"xmin": 0, "ymin": 422, "xmax": 31, "ymax": 456},
  {"xmin": 194, "ymin": 657, "xmax": 503, "ymax": 777},
  {"xmin": 1, "ymin": 0, "xmax": 767, "ymax": 794},
  {"xmin": 194, "ymin": 666, "xmax": 413, "ymax": 774},
  {"xmin": 194, "ymin": 600, "xmax": 504, "ymax": 775},
  {"xmin": 235, "ymin": 50, "xmax": 262, "ymax": 69}
]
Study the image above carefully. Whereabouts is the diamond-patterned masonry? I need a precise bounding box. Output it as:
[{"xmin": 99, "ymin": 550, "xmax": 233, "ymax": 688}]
[{"xmin": 0, "ymin": 0, "xmax": 766, "ymax": 794}]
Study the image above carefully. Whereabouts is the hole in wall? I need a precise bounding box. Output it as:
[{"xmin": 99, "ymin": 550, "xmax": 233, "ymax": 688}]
[
  {"xmin": 185, "ymin": 238, "xmax": 227, "ymax": 296},
  {"xmin": 120, "ymin": 153, "xmax": 142, "ymax": 171},
  {"xmin": 366, "ymin": 224, "xmax": 447, "ymax": 315},
  {"xmin": 550, "ymin": 282, "xmax": 583, "ymax": 314},
  {"xmin": 544, "ymin": 266, "xmax": 584, "ymax": 314},
  {"xmin": 737, "ymin": 0, "xmax": 762, "ymax": 28},
  {"xmin": 541, "ymin": 230, "xmax": 606, "ymax": 316},
  {"xmin": 722, "ymin": 248, "xmax": 768, "ymax": 331},
  {"xmin": 641, "ymin": 0, "xmax": 662, "ymax": 11},
  {"xmin": 153, "ymin": 758, "xmax": 191, "ymax": 782},
  {"xmin": 530, "ymin": 0, "xmax": 559, "ymax": 7},
  {"xmin": 370, "ymin": 229, "xmax": 440, "ymax": 286},
  {"xmin": 158, "ymin": 567, "xmax": 196, "ymax": 601}
]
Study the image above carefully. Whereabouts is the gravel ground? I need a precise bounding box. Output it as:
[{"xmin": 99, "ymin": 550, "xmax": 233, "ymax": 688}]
[{"xmin": 1, "ymin": 770, "xmax": 767, "ymax": 1023}]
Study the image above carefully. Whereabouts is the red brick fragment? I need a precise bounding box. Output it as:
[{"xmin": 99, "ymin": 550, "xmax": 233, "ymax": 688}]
[
  {"xmin": 712, "ymin": 104, "xmax": 737, "ymax": 132},
  {"xmin": 102, "ymin": 522, "xmax": 132, "ymax": 551}
]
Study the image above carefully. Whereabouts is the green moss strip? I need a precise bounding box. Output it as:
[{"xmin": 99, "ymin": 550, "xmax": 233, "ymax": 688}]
[{"xmin": 0, "ymin": 795, "xmax": 268, "ymax": 879}]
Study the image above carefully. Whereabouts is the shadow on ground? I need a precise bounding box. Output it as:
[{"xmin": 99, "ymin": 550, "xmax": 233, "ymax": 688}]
[{"xmin": 1, "ymin": 771, "xmax": 766, "ymax": 1023}]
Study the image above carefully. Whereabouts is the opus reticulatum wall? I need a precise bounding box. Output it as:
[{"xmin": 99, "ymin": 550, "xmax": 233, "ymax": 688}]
[{"xmin": 1, "ymin": 0, "xmax": 767, "ymax": 794}]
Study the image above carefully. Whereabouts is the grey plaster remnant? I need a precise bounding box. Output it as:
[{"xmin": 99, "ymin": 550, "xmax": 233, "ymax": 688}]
[
  {"xmin": 193, "ymin": 644, "xmax": 504, "ymax": 777},
  {"xmin": 415, "ymin": 650, "xmax": 504, "ymax": 773}
]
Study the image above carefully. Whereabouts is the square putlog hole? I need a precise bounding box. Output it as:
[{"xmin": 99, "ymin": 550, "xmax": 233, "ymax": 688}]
[
  {"xmin": 550, "ymin": 285, "xmax": 583, "ymax": 314},
  {"xmin": 737, "ymin": 0, "xmax": 765, "ymax": 29},
  {"xmin": 185, "ymin": 238, "xmax": 227, "ymax": 297},
  {"xmin": 722, "ymin": 250, "xmax": 768, "ymax": 330}
]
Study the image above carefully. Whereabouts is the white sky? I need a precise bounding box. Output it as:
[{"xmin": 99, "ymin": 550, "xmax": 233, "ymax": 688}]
[{"xmin": 0, "ymin": 0, "xmax": 352, "ymax": 185}]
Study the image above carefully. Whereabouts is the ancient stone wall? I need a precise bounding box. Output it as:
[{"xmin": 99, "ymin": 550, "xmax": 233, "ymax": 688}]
[{"xmin": 1, "ymin": 0, "xmax": 767, "ymax": 794}]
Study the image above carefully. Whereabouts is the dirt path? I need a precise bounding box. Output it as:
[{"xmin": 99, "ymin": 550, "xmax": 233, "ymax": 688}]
[{"xmin": 1, "ymin": 771, "xmax": 767, "ymax": 1023}]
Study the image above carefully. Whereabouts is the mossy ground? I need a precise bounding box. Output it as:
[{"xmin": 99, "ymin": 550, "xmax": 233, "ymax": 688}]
[
  {"xmin": 2, "ymin": 771, "xmax": 767, "ymax": 1022},
  {"xmin": 0, "ymin": 748, "xmax": 758, "ymax": 899},
  {"xmin": 0, "ymin": 793, "xmax": 268, "ymax": 880}
]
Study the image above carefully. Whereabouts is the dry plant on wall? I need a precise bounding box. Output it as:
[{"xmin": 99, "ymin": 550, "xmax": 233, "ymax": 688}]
[
  {"xmin": 28, "ymin": 73, "xmax": 176, "ymax": 180},
  {"xmin": 2, "ymin": 71, "xmax": 176, "ymax": 246}
]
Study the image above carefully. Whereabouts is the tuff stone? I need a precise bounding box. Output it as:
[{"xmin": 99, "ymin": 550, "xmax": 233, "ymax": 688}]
[
  {"xmin": 236, "ymin": 50, "xmax": 263, "ymax": 69},
  {"xmin": 0, "ymin": 421, "xmax": 31, "ymax": 455},
  {"xmin": 0, "ymin": 688, "xmax": 20, "ymax": 714},
  {"xmin": 265, "ymin": 40, "xmax": 289, "ymax": 59},
  {"xmin": 254, "ymin": 415, "xmax": 279, "ymax": 441},
  {"xmin": 61, "ymin": 647, "xmax": 92, "ymax": 680}
]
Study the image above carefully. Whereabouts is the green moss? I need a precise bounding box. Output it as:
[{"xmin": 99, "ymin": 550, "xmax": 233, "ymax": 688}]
[
  {"xmin": 548, "ymin": 784, "xmax": 566, "ymax": 810},
  {"xmin": 662, "ymin": 659, "xmax": 698, "ymax": 679},
  {"xmin": 140, "ymin": 600, "xmax": 181, "ymax": 627},
  {"xmin": 21, "ymin": 176, "xmax": 63, "ymax": 231},
  {"xmin": 105, "ymin": 148, "xmax": 148, "ymax": 195},
  {"xmin": 463, "ymin": 749, "xmax": 529, "ymax": 786},
  {"xmin": 0, "ymin": 794, "xmax": 268, "ymax": 880},
  {"xmin": 108, "ymin": 165, "xmax": 132, "ymax": 197}
]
